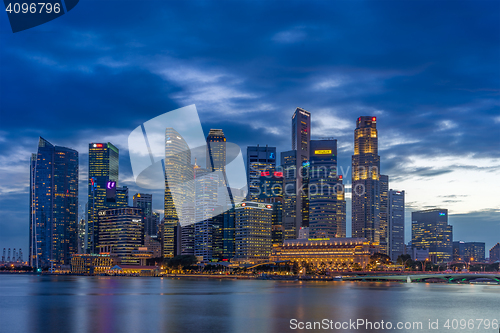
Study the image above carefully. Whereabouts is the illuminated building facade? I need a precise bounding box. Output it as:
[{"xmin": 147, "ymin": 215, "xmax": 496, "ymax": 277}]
[
  {"xmin": 164, "ymin": 128, "xmax": 193, "ymax": 258},
  {"xmin": 388, "ymin": 190, "xmax": 405, "ymax": 261},
  {"xmin": 270, "ymin": 238, "xmax": 376, "ymax": 270},
  {"xmin": 133, "ymin": 193, "xmax": 157, "ymax": 236},
  {"xmin": 454, "ymin": 242, "xmax": 486, "ymax": 262},
  {"xmin": 97, "ymin": 207, "xmax": 144, "ymax": 265},
  {"xmin": 490, "ymin": 243, "xmax": 500, "ymax": 262},
  {"xmin": 247, "ymin": 145, "xmax": 277, "ymax": 199},
  {"xmin": 234, "ymin": 202, "xmax": 273, "ymax": 263},
  {"xmin": 412, "ymin": 209, "xmax": 453, "ymax": 263},
  {"xmin": 206, "ymin": 129, "xmax": 226, "ymax": 177},
  {"xmin": 70, "ymin": 254, "xmax": 115, "ymax": 275},
  {"xmin": 30, "ymin": 137, "xmax": 79, "ymax": 268},
  {"xmin": 87, "ymin": 142, "xmax": 119, "ymax": 254},
  {"xmin": 352, "ymin": 116, "xmax": 381, "ymax": 243},
  {"xmin": 194, "ymin": 169, "xmax": 219, "ymax": 261},
  {"xmin": 308, "ymin": 140, "xmax": 346, "ymax": 239},
  {"xmin": 379, "ymin": 175, "xmax": 389, "ymax": 255},
  {"xmin": 291, "ymin": 107, "xmax": 311, "ymax": 238},
  {"xmin": 281, "ymin": 150, "xmax": 297, "ymax": 240}
]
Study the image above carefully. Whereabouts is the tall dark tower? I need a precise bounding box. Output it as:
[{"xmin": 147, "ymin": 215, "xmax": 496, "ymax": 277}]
[
  {"xmin": 30, "ymin": 137, "xmax": 78, "ymax": 268},
  {"xmin": 351, "ymin": 116, "xmax": 380, "ymax": 243},
  {"xmin": 206, "ymin": 129, "xmax": 226, "ymax": 174},
  {"xmin": 291, "ymin": 107, "xmax": 310, "ymax": 238}
]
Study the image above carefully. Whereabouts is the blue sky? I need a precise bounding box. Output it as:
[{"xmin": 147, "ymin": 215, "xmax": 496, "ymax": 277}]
[{"xmin": 0, "ymin": 0, "xmax": 499, "ymax": 255}]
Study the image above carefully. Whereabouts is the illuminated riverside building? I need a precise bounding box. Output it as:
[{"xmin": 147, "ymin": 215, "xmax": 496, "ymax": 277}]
[
  {"xmin": 308, "ymin": 140, "xmax": 346, "ymax": 239},
  {"xmin": 87, "ymin": 142, "xmax": 120, "ymax": 254},
  {"xmin": 97, "ymin": 207, "xmax": 144, "ymax": 265},
  {"xmin": 164, "ymin": 128, "xmax": 194, "ymax": 258},
  {"xmin": 30, "ymin": 137, "xmax": 79, "ymax": 268},
  {"xmin": 70, "ymin": 254, "xmax": 114, "ymax": 275},
  {"xmin": 412, "ymin": 209, "xmax": 453, "ymax": 263},
  {"xmin": 247, "ymin": 145, "xmax": 277, "ymax": 199},
  {"xmin": 454, "ymin": 241, "xmax": 485, "ymax": 262},
  {"xmin": 234, "ymin": 202, "xmax": 273, "ymax": 263},
  {"xmin": 270, "ymin": 238, "xmax": 376, "ymax": 270},
  {"xmin": 379, "ymin": 175, "xmax": 389, "ymax": 255},
  {"xmin": 351, "ymin": 116, "xmax": 381, "ymax": 243},
  {"xmin": 388, "ymin": 190, "xmax": 405, "ymax": 261}
]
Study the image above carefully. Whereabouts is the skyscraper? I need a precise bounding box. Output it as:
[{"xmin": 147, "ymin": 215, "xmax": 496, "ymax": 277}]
[
  {"xmin": 388, "ymin": 190, "xmax": 405, "ymax": 261},
  {"xmin": 308, "ymin": 139, "xmax": 346, "ymax": 239},
  {"xmin": 281, "ymin": 150, "xmax": 297, "ymax": 239},
  {"xmin": 412, "ymin": 209, "xmax": 453, "ymax": 263},
  {"xmin": 133, "ymin": 193, "xmax": 156, "ymax": 236},
  {"xmin": 87, "ymin": 142, "xmax": 119, "ymax": 254},
  {"xmin": 30, "ymin": 137, "xmax": 78, "ymax": 268},
  {"xmin": 234, "ymin": 202, "xmax": 273, "ymax": 263},
  {"xmin": 164, "ymin": 128, "xmax": 193, "ymax": 258},
  {"xmin": 352, "ymin": 116, "xmax": 381, "ymax": 243},
  {"xmin": 246, "ymin": 145, "xmax": 277, "ymax": 199},
  {"xmin": 97, "ymin": 207, "xmax": 144, "ymax": 264},
  {"xmin": 379, "ymin": 175, "xmax": 389, "ymax": 255},
  {"xmin": 206, "ymin": 129, "xmax": 226, "ymax": 175},
  {"xmin": 193, "ymin": 168, "xmax": 219, "ymax": 261},
  {"xmin": 291, "ymin": 107, "xmax": 311, "ymax": 238}
]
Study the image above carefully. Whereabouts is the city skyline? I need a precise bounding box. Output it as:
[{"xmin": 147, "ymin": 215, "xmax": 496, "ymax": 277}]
[{"xmin": 1, "ymin": 1, "xmax": 499, "ymax": 254}]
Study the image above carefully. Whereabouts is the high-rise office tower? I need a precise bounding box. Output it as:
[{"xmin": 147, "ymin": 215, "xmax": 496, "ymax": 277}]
[
  {"xmin": 234, "ymin": 202, "xmax": 273, "ymax": 263},
  {"xmin": 291, "ymin": 108, "xmax": 311, "ymax": 238},
  {"xmin": 193, "ymin": 167, "xmax": 219, "ymax": 261},
  {"xmin": 164, "ymin": 128, "xmax": 193, "ymax": 258},
  {"xmin": 133, "ymin": 193, "xmax": 157, "ymax": 236},
  {"xmin": 206, "ymin": 129, "xmax": 226, "ymax": 174},
  {"xmin": 379, "ymin": 175, "xmax": 389, "ymax": 254},
  {"xmin": 281, "ymin": 150, "xmax": 297, "ymax": 239},
  {"xmin": 30, "ymin": 137, "xmax": 78, "ymax": 268},
  {"xmin": 388, "ymin": 190, "xmax": 405, "ymax": 261},
  {"xmin": 87, "ymin": 142, "xmax": 119, "ymax": 254},
  {"xmin": 97, "ymin": 207, "xmax": 144, "ymax": 264},
  {"xmin": 352, "ymin": 116, "xmax": 381, "ymax": 243},
  {"xmin": 222, "ymin": 208, "xmax": 236, "ymax": 259},
  {"xmin": 308, "ymin": 140, "xmax": 346, "ymax": 239},
  {"xmin": 412, "ymin": 209, "xmax": 453, "ymax": 263},
  {"xmin": 246, "ymin": 145, "xmax": 277, "ymax": 199}
]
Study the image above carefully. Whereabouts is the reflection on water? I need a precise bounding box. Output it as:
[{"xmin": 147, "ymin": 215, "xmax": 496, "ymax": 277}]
[{"xmin": 0, "ymin": 275, "xmax": 498, "ymax": 333}]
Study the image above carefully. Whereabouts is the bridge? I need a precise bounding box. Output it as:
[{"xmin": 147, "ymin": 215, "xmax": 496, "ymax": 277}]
[{"xmin": 342, "ymin": 273, "xmax": 500, "ymax": 283}]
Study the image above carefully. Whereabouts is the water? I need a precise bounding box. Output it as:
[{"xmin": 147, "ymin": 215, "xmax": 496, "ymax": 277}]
[{"xmin": 0, "ymin": 275, "xmax": 499, "ymax": 333}]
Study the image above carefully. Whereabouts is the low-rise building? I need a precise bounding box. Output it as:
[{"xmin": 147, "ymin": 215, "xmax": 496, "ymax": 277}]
[
  {"xmin": 71, "ymin": 254, "xmax": 116, "ymax": 275},
  {"xmin": 270, "ymin": 238, "xmax": 377, "ymax": 270}
]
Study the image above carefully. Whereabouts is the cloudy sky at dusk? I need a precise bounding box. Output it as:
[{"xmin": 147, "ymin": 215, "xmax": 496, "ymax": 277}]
[{"xmin": 1, "ymin": 0, "xmax": 499, "ymax": 254}]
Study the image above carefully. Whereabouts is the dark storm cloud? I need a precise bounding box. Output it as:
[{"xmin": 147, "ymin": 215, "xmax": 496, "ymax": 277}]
[{"xmin": 1, "ymin": 0, "xmax": 499, "ymax": 250}]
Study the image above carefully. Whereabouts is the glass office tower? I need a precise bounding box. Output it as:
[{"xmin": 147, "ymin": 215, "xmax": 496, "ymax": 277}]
[
  {"xmin": 388, "ymin": 189, "xmax": 405, "ymax": 261},
  {"xmin": 412, "ymin": 209, "xmax": 453, "ymax": 263},
  {"xmin": 308, "ymin": 139, "xmax": 346, "ymax": 239},
  {"xmin": 30, "ymin": 137, "xmax": 78, "ymax": 268}
]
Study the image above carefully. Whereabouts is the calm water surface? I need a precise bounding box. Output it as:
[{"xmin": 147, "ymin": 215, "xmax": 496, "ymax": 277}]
[{"xmin": 0, "ymin": 275, "xmax": 499, "ymax": 333}]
